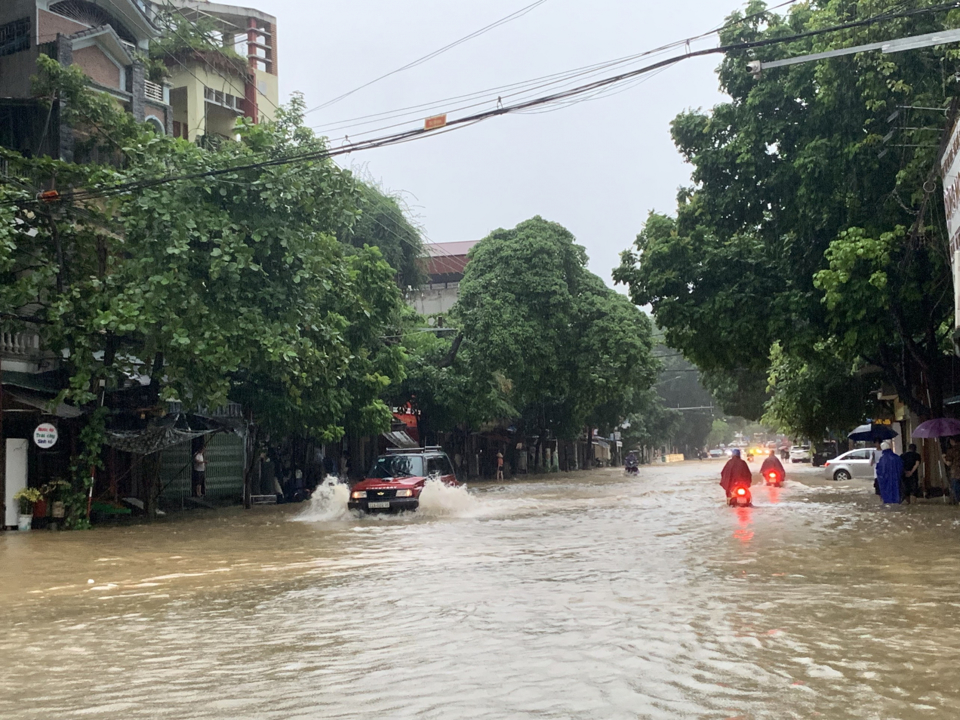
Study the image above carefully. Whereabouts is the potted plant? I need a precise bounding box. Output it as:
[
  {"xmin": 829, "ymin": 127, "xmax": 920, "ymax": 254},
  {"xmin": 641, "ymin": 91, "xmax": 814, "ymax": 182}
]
[
  {"xmin": 13, "ymin": 488, "xmax": 42, "ymax": 531},
  {"xmin": 42, "ymin": 479, "xmax": 70, "ymax": 522}
]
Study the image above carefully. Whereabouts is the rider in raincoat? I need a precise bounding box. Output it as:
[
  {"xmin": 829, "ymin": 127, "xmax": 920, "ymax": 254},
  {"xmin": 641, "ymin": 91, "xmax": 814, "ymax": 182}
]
[
  {"xmin": 875, "ymin": 441, "xmax": 903, "ymax": 504},
  {"xmin": 720, "ymin": 449, "xmax": 753, "ymax": 498},
  {"xmin": 760, "ymin": 450, "xmax": 786, "ymax": 482}
]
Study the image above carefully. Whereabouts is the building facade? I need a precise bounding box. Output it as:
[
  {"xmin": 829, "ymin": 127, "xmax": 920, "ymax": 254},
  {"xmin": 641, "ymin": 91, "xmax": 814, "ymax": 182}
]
[
  {"xmin": 157, "ymin": 0, "xmax": 279, "ymax": 143},
  {"xmin": 406, "ymin": 240, "xmax": 478, "ymax": 316},
  {"xmin": 0, "ymin": 0, "xmax": 173, "ymax": 159}
]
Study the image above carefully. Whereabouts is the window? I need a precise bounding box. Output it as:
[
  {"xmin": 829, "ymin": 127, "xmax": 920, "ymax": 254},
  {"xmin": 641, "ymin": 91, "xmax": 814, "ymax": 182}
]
[
  {"xmin": 368, "ymin": 455, "xmax": 424, "ymax": 479},
  {"xmin": 847, "ymin": 450, "xmax": 871, "ymax": 460},
  {"xmin": 427, "ymin": 456, "xmax": 454, "ymax": 478},
  {"xmin": 145, "ymin": 116, "xmax": 165, "ymax": 135},
  {"xmin": 0, "ymin": 17, "xmax": 30, "ymax": 58}
]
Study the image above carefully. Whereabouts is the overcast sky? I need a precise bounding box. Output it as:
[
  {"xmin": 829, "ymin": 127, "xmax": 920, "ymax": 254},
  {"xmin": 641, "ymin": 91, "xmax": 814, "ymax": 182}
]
[{"xmin": 250, "ymin": 0, "xmax": 737, "ymax": 286}]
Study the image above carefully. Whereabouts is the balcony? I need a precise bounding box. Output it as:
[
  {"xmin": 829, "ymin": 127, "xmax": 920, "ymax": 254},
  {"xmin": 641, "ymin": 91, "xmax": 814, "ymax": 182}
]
[{"xmin": 0, "ymin": 332, "xmax": 41, "ymax": 359}]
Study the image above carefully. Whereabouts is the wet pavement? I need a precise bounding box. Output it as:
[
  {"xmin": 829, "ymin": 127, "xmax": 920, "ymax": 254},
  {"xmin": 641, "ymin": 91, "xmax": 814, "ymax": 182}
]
[{"xmin": 2, "ymin": 461, "xmax": 960, "ymax": 719}]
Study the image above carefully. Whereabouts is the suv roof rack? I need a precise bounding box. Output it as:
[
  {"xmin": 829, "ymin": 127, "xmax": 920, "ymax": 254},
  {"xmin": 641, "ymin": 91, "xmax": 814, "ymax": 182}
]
[{"xmin": 384, "ymin": 446, "xmax": 443, "ymax": 454}]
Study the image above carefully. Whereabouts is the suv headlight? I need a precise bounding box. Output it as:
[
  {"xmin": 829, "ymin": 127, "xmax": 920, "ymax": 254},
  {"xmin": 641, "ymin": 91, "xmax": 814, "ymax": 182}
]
[
  {"xmin": 395, "ymin": 489, "xmax": 414, "ymax": 498},
  {"xmin": 351, "ymin": 490, "xmax": 366, "ymax": 500}
]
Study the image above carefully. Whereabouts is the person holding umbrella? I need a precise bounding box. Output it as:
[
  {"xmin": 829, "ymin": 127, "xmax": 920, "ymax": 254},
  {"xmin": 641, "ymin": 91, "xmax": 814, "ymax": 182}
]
[
  {"xmin": 875, "ymin": 441, "xmax": 903, "ymax": 504},
  {"xmin": 912, "ymin": 419, "xmax": 960, "ymax": 500},
  {"xmin": 943, "ymin": 436, "xmax": 960, "ymax": 502}
]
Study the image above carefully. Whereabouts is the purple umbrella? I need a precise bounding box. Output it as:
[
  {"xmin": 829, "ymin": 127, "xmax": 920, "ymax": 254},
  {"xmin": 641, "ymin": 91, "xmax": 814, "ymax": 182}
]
[{"xmin": 912, "ymin": 418, "xmax": 960, "ymax": 438}]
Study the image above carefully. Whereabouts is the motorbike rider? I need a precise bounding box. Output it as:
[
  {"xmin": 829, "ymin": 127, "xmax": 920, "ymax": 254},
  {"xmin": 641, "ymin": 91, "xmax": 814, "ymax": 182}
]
[
  {"xmin": 720, "ymin": 449, "xmax": 753, "ymax": 499},
  {"xmin": 625, "ymin": 451, "xmax": 639, "ymax": 474},
  {"xmin": 760, "ymin": 450, "xmax": 785, "ymax": 483}
]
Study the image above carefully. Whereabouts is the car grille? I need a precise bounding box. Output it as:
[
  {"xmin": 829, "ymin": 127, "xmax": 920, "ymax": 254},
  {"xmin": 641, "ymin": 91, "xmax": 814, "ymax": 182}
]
[{"xmin": 367, "ymin": 488, "xmax": 397, "ymax": 500}]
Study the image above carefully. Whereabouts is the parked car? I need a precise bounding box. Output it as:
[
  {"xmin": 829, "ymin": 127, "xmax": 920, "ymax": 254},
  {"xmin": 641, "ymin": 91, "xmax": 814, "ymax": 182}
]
[
  {"xmin": 822, "ymin": 448, "xmax": 875, "ymax": 481},
  {"xmin": 708, "ymin": 448, "xmax": 724, "ymax": 458},
  {"xmin": 812, "ymin": 441, "xmax": 840, "ymax": 468},
  {"xmin": 789, "ymin": 445, "xmax": 812, "ymax": 463},
  {"xmin": 348, "ymin": 447, "xmax": 458, "ymax": 513}
]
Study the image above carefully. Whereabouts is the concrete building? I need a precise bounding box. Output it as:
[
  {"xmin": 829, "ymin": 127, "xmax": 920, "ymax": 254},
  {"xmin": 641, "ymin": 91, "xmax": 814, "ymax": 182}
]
[
  {"xmin": 407, "ymin": 241, "xmax": 478, "ymax": 316},
  {"xmin": 156, "ymin": 0, "xmax": 279, "ymax": 143},
  {"xmin": 0, "ymin": 0, "xmax": 172, "ymax": 158}
]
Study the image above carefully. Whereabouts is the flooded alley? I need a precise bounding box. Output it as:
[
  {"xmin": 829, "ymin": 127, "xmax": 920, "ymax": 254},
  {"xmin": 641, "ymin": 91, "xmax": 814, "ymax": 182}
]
[{"xmin": 2, "ymin": 462, "xmax": 960, "ymax": 719}]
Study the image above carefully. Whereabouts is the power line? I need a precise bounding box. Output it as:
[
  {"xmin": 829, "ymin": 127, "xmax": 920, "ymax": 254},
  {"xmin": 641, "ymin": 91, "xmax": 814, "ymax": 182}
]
[
  {"xmin": 307, "ymin": 0, "xmax": 802, "ymax": 138},
  {"xmin": 40, "ymin": 1, "xmax": 960, "ymax": 205},
  {"xmin": 306, "ymin": 0, "xmax": 549, "ymax": 115}
]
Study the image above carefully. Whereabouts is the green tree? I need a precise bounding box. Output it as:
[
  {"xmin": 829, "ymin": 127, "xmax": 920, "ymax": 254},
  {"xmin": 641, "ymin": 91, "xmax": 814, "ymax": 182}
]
[
  {"xmin": 455, "ymin": 216, "xmax": 658, "ymax": 455},
  {"xmin": 340, "ymin": 182, "xmax": 425, "ymax": 290},
  {"xmin": 615, "ymin": 0, "xmax": 959, "ymax": 420},
  {"xmin": 762, "ymin": 342, "xmax": 875, "ymax": 441},
  {"xmin": 1, "ymin": 65, "xmax": 405, "ymax": 516}
]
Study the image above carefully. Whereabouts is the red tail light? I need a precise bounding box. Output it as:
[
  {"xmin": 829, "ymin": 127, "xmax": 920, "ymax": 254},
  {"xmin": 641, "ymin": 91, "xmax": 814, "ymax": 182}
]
[
  {"xmin": 768, "ymin": 472, "xmax": 776, "ymax": 479},
  {"xmin": 736, "ymin": 487, "xmax": 746, "ymax": 496}
]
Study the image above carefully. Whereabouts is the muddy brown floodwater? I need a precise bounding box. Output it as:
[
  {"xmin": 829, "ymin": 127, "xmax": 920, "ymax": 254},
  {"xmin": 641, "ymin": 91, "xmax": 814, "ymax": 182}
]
[{"xmin": 2, "ymin": 463, "xmax": 960, "ymax": 719}]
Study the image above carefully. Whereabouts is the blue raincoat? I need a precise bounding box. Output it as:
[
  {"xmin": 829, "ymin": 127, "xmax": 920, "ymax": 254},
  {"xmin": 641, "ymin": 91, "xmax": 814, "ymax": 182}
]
[{"xmin": 875, "ymin": 449, "xmax": 903, "ymax": 504}]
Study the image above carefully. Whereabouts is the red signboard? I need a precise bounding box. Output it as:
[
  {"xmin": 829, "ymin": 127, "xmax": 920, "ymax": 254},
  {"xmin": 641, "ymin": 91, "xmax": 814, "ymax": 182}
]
[{"xmin": 424, "ymin": 114, "xmax": 447, "ymax": 131}]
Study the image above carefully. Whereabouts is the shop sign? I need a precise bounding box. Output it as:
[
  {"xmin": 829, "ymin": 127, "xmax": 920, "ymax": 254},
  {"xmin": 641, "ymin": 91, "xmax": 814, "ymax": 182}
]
[{"xmin": 33, "ymin": 423, "xmax": 58, "ymax": 449}]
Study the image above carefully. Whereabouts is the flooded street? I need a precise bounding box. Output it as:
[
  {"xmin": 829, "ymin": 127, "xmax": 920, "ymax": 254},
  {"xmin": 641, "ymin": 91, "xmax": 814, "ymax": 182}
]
[{"xmin": 3, "ymin": 462, "xmax": 960, "ymax": 719}]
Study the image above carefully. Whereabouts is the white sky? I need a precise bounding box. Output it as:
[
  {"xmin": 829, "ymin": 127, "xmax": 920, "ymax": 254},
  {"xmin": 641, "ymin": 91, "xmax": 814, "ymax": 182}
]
[{"xmin": 251, "ymin": 0, "xmax": 735, "ymax": 286}]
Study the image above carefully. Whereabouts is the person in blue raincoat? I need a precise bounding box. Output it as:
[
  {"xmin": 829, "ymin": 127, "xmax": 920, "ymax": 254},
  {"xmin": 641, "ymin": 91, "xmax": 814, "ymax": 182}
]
[{"xmin": 875, "ymin": 441, "xmax": 903, "ymax": 504}]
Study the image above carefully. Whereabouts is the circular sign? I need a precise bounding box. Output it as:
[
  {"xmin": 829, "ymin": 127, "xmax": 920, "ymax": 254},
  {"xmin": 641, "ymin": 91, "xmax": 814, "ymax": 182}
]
[{"xmin": 33, "ymin": 423, "xmax": 58, "ymax": 449}]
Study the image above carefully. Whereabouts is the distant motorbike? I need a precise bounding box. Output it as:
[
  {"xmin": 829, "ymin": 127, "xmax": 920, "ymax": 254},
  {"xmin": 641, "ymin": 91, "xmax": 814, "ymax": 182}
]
[
  {"xmin": 746, "ymin": 452, "xmax": 755, "ymax": 463},
  {"xmin": 727, "ymin": 483, "xmax": 752, "ymax": 507},
  {"xmin": 625, "ymin": 464, "xmax": 639, "ymax": 477}
]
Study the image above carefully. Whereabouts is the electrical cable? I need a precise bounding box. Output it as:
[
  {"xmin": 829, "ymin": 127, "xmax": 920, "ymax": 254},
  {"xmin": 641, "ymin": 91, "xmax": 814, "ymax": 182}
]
[
  {"xmin": 307, "ymin": 0, "xmax": 803, "ymax": 137},
  {"xmin": 37, "ymin": 0, "xmax": 960, "ymax": 205},
  {"xmin": 305, "ymin": 0, "xmax": 549, "ymax": 115}
]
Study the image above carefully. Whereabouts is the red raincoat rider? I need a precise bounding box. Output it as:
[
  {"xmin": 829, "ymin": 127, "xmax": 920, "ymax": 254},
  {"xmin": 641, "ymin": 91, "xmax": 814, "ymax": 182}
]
[
  {"xmin": 720, "ymin": 449, "xmax": 753, "ymax": 498},
  {"xmin": 760, "ymin": 451, "xmax": 785, "ymax": 482}
]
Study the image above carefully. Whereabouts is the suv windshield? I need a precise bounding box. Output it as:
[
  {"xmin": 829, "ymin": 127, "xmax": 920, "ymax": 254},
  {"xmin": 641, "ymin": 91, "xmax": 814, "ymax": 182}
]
[{"xmin": 368, "ymin": 455, "xmax": 425, "ymax": 479}]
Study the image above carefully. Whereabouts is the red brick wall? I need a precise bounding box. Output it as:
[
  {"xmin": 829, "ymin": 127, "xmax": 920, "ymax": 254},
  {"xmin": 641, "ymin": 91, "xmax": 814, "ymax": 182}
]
[
  {"xmin": 73, "ymin": 46, "xmax": 121, "ymax": 89},
  {"xmin": 37, "ymin": 9, "xmax": 86, "ymax": 44}
]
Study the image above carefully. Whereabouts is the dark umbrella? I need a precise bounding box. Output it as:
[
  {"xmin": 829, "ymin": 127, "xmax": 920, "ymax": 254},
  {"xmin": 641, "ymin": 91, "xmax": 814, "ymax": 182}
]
[
  {"xmin": 848, "ymin": 423, "xmax": 898, "ymax": 442},
  {"xmin": 912, "ymin": 418, "xmax": 960, "ymax": 439}
]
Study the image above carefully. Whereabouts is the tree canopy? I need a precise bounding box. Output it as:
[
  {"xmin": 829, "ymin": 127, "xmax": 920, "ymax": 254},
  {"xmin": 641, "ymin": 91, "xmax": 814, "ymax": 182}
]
[
  {"xmin": 455, "ymin": 216, "xmax": 658, "ymax": 440},
  {"xmin": 614, "ymin": 0, "xmax": 960, "ymax": 435}
]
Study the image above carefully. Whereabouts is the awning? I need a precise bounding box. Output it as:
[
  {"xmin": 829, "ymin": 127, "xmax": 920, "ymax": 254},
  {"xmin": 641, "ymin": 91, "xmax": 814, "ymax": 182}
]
[
  {"xmin": 104, "ymin": 414, "xmax": 223, "ymax": 455},
  {"xmin": 382, "ymin": 430, "xmax": 418, "ymax": 449},
  {"xmin": 5, "ymin": 389, "xmax": 84, "ymax": 418}
]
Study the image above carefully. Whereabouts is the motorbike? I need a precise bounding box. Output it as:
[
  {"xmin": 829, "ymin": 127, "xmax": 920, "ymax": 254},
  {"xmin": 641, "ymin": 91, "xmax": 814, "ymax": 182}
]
[
  {"xmin": 746, "ymin": 452, "xmax": 755, "ymax": 463},
  {"xmin": 727, "ymin": 483, "xmax": 752, "ymax": 507},
  {"xmin": 625, "ymin": 464, "xmax": 639, "ymax": 477},
  {"xmin": 764, "ymin": 469, "xmax": 784, "ymax": 487}
]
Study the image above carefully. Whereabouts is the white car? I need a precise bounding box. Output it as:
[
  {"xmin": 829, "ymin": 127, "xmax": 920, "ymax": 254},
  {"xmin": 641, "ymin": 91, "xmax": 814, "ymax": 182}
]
[
  {"xmin": 789, "ymin": 445, "xmax": 811, "ymax": 463},
  {"xmin": 822, "ymin": 448, "xmax": 875, "ymax": 481}
]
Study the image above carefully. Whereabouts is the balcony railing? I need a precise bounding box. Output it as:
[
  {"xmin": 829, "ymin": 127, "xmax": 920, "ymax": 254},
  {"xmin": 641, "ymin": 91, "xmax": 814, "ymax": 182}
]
[
  {"xmin": 144, "ymin": 80, "xmax": 164, "ymax": 103},
  {"xmin": 0, "ymin": 332, "xmax": 41, "ymax": 358}
]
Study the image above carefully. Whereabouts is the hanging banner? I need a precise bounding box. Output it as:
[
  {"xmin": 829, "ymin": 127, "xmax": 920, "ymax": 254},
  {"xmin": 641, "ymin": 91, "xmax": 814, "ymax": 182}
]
[{"xmin": 940, "ymin": 118, "xmax": 960, "ymax": 329}]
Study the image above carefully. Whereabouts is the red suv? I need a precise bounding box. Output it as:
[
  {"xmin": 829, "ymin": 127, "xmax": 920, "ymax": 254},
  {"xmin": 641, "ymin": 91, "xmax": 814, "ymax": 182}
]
[{"xmin": 348, "ymin": 447, "xmax": 459, "ymax": 513}]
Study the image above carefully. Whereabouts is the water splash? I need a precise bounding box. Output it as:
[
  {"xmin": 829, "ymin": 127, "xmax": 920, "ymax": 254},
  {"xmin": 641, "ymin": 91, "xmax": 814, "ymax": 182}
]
[
  {"xmin": 416, "ymin": 479, "xmax": 478, "ymax": 517},
  {"xmin": 293, "ymin": 477, "xmax": 351, "ymax": 522}
]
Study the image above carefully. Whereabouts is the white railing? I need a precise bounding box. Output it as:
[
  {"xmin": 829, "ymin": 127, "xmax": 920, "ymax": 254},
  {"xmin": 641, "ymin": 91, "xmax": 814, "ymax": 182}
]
[
  {"xmin": 144, "ymin": 80, "xmax": 164, "ymax": 103},
  {"xmin": 0, "ymin": 332, "xmax": 41, "ymax": 358}
]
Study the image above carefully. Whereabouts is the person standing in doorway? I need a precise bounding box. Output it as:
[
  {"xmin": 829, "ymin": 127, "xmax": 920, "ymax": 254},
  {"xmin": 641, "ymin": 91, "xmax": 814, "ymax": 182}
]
[
  {"xmin": 900, "ymin": 443, "xmax": 921, "ymax": 504},
  {"xmin": 943, "ymin": 436, "xmax": 960, "ymax": 502},
  {"xmin": 193, "ymin": 446, "xmax": 207, "ymax": 498},
  {"xmin": 496, "ymin": 451, "xmax": 504, "ymax": 480}
]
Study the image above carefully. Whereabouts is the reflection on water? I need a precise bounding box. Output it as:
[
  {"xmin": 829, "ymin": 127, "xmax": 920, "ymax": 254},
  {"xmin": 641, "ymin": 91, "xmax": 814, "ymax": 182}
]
[{"xmin": 2, "ymin": 464, "xmax": 960, "ymax": 719}]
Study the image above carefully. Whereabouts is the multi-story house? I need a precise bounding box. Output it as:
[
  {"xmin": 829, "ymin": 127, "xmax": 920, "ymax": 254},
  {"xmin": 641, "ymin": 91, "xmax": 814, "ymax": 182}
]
[
  {"xmin": 0, "ymin": 0, "xmax": 173, "ymax": 159},
  {"xmin": 155, "ymin": 0, "xmax": 278, "ymax": 143}
]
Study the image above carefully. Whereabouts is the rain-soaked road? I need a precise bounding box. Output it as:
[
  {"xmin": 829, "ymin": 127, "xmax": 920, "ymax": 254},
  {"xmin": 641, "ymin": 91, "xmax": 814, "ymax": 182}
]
[{"xmin": 3, "ymin": 461, "xmax": 960, "ymax": 719}]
